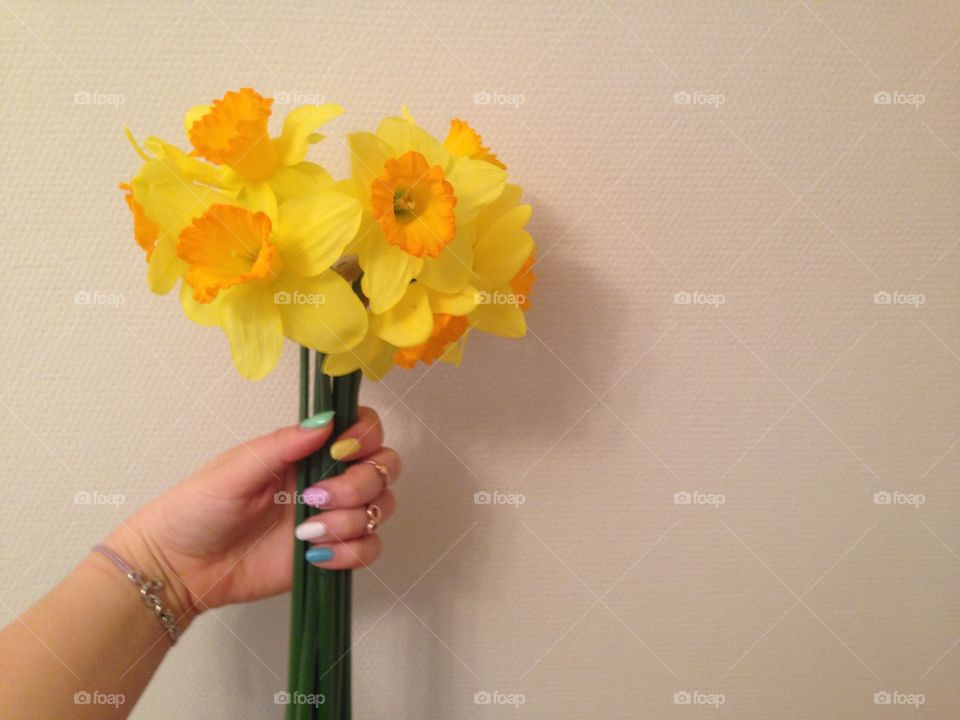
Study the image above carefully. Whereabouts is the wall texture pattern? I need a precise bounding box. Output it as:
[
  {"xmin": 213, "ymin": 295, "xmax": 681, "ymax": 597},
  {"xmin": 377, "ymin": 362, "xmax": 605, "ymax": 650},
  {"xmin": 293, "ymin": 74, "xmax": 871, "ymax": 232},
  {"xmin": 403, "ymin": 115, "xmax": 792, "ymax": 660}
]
[{"xmin": 1, "ymin": 1, "xmax": 958, "ymax": 717}]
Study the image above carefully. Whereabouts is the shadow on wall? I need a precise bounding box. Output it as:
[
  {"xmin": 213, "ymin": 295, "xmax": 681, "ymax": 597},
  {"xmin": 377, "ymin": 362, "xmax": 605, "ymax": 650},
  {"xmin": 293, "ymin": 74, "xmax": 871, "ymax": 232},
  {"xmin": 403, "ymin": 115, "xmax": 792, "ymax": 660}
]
[{"xmin": 361, "ymin": 231, "xmax": 656, "ymax": 713}]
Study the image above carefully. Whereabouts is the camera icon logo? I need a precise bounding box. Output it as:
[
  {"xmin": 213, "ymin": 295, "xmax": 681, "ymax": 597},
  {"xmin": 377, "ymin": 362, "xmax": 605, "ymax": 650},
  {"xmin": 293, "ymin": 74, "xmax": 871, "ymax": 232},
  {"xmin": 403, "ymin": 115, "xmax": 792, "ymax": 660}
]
[
  {"xmin": 74, "ymin": 491, "xmax": 92, "ymax": 505},
  {"xmin": 74, "ymin": 691, "xmax": 92, "ymax": 705},
  {"xmin": 874, "ymin": 691, "xmax": 892, "ymax": 705},
  {"xmin": 474, "ymin": 691, "xmax": 492, "ymax": 705},
  {"xmin": 673, "ymin": 491, "xmax": 692, "ymax": 505},
  {"xmin": 474, "ymin": 491, "xmax": 492, "ymax": 505},
  {"xmin": 673, "ymin": 291, "xmax": 691, "ymax": 305},
  {"xmin": 674, "ymin": 690, "xmax": 692, "ymax": 704},
  {"xmin": 474, "ymin": 91, "xmax": 492, "ymax": 105},
  {"xmin": 274, "ymin": 491, "xmax": 294, "ymax": 505},
  {"xmin": 673, "ymin": 91, "xmax": 692, "ymax": 105},
  {"xmin": 873, "ymin": 491, "xmax": 892, "ymax": 505},
  {"xmin": 873, "ymin": 91, "xmax": 892, "ymax": 105},
  {"xmin": 274, "ymin": 691, "xmax": 292, "ymax": 705},
  {"xmin": 873, "ymin": 291, "xmax": 891, "ymax": 305},
  {"xmin": 274, "ymin": 291, "xmax": 292, "ymax": 305}
]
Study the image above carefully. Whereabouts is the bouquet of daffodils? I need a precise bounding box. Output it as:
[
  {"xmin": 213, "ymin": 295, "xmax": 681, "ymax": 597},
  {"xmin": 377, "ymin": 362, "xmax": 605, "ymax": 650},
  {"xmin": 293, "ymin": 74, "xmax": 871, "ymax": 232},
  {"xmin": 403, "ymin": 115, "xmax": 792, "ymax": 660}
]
[{"xmin": 123, "ymin": 88, "xmax": 535, "ymax": 718}]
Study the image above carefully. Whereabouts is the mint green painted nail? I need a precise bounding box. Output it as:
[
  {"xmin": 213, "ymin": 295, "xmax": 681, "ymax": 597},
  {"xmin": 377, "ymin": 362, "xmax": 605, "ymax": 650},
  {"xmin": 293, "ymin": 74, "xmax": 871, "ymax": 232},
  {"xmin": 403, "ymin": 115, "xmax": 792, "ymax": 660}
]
[{"xmin": 300, "ymin": 410, "xmax": 335, "ymax": 429}]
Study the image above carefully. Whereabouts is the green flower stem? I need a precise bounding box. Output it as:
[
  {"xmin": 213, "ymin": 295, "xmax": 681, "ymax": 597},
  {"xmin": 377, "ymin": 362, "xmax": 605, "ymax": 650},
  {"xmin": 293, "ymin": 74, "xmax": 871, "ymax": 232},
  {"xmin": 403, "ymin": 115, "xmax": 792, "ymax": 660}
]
[
  {"xmin": 286, "ymin": 347, "xmax": 312, "ymax": 720},
  {"xmin": 295, "ymin": 358, "xmax": 334, "ymax": 720}
]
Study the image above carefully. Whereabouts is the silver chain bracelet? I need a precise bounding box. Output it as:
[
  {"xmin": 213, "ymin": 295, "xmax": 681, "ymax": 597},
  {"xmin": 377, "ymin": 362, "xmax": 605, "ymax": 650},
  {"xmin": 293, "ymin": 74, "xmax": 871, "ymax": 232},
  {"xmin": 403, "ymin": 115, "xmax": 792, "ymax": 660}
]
[{"xmin": 92, "ymin": 544, "xmax": 181, "ymax": 645}]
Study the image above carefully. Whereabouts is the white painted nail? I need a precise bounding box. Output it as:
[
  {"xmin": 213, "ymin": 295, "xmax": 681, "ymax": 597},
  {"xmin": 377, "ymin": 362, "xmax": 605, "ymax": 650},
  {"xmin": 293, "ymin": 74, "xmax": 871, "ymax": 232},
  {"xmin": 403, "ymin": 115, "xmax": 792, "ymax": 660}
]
[{"xmin": 295, "ymin": 521, "xmax": 327, "ymax": 541}]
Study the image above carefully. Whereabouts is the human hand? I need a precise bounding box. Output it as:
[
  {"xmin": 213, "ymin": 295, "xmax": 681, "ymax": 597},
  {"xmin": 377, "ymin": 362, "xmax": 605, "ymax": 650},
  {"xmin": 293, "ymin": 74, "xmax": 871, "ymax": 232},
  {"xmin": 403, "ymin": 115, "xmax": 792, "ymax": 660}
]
[{"xmin": 105, "ymin": 407, "xmax": 399, "ymax": 623}]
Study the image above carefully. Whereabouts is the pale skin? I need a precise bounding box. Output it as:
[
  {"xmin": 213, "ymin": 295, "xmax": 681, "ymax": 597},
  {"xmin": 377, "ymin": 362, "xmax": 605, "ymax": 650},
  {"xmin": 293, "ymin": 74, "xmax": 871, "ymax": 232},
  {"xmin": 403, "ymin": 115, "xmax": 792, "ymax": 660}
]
[{"xmin": 0, "ymin": 407, "xmax": 398, "ymax": 719}]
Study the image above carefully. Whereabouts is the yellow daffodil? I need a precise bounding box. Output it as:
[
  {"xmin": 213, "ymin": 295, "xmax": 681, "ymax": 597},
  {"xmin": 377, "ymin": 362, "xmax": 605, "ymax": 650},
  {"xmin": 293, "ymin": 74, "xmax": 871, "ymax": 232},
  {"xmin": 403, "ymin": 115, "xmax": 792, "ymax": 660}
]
[
  {"xmin": 346, "ymin": 112, "xmax": 507, "ymax": 314},
  {"xmin": 185, "ymin": 87, "xmax": 343, "ymax": 204},
  {"xmin": 467, "ymin": 183, "xmax": 535, "ymax": 338},
  {"xmin": 325, "ymin": 118, "xmax": 535, "ymax": 380},
  {"xmin": 323, "ymin": 284, "xmax": 470, "ymax": 380},
  {"xmin": 175, "ymin": 188, "xmax": 368, "ymax": 380},
  {"xmin": 440, "ymin": 118, "xmax": 535, "ymax": 339},
  {"xmin": 122, "ymin": 133, "xmax": 232, "ymax": 294},
  {"xmin": 443, "ymin": 118, "xmax": 506, "ymax": 169}
]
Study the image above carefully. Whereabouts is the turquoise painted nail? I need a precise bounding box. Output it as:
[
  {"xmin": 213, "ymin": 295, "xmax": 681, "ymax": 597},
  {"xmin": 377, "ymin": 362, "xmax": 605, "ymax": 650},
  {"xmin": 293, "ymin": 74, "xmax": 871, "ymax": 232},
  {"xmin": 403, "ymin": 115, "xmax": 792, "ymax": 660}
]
[
  {"xmin": 300, "ymin": 410, "xmax": 335, "ymax": 429},
  {"xmin": 306, "ymin": 546, "xmax": 334, "ymax": 563}
]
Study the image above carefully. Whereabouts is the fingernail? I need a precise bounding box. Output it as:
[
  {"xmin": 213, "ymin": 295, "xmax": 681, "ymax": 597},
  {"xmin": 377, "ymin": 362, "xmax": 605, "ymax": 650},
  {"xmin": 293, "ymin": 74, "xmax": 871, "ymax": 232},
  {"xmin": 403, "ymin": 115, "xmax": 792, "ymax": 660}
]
[
  {"xmin": 300, "ymin": 411, "xmax": 335, "ymax": 429},
  {"xmin": 295, "ymin": 521, "xmax": 327, "ymax": 541},
  {"xmin": 306, "ymin": 546, "xmax": 333, "ymax": 563},
  {"xmin": 302, "ymin": 487, "xmax": 331, "ymax": 508},
  {"xmin": 330, "ymin": 438, "xmax": 362, "ymax": 461}
]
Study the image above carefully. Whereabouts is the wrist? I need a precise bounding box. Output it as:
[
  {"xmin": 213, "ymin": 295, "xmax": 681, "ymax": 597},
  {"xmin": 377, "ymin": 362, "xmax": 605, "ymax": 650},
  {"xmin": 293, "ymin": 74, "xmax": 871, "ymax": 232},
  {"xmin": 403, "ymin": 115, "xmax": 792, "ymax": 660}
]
[{"xmin": 99, "ymin": 520, "xmax": 201, "ymax": 632}]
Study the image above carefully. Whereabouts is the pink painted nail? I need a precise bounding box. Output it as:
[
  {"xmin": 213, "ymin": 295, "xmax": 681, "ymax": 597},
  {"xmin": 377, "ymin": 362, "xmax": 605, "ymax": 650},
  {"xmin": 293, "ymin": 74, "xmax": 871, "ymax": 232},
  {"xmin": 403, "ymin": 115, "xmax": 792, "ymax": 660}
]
[{"xmin": 302, "ymin": 487, "xmax": 331, "ymax": 508}]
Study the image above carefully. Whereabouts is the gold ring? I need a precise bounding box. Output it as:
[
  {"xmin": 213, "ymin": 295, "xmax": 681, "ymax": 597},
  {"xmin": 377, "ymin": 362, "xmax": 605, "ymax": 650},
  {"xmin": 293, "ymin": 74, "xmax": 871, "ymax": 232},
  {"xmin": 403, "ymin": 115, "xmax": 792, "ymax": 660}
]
[
  {"xmin": 365, "ymin": 504, "xmax": 382, "ymax": 534},
  {"xmin": 364, "ymin": 459, "xmax": 390, "ymax": 490}
]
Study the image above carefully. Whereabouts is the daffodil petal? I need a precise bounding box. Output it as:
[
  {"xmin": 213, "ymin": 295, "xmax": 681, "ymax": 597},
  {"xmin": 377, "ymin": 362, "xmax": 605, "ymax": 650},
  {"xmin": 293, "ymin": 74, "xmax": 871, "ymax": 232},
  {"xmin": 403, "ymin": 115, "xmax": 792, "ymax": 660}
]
[
  {"xmin": 146, "ymin": 236, "xmax": 184, "ymax": 295},
  {"xmin": 358, "ymin": 232, "xmax": 423, "ymax": 313},
  {"xmin": 276, "ymin": 272, "xmax": 368, "ymax": 353},
  {"xmin": 275, "ymin": 189, "xmax": 361, "ymax": 277},
  {"xmin": 179, "ymin": 281, "xmax": 221, "ymax": 326},
  {"xmin": 428, "ymin": 286, "xmax": 479, "ymax": 315},
  {"xmin": 268, "ymin": 162, "xmax": 334, "ymax": 203},
  {"xmin": 369, "ymin": 284, "xmax": 433, "ymax": 346},
  {"xmin": 143, "ymin": 137, "xmax": 237, "ymax": 190},
  {"xmin": 275, "ymin": 104, "xmax": 344, "ymax": 166},
  {"xmin": 473, "ymin": 222, "xmax": 534, "ymax": 291},
  {"xmin": 446, "ymin": 155, "xmax": 507, "ymax": 223},
  {"xmin": 418, "ymin": 224, "xmax": 474, "ymax": 294},
  {"xmin": 376, "ymin": 117, "xmax": 450, "ymax": 168},
  {"xmin": 184, "ymin": 105, "xmax": 211, "ymax": 135},
  {"xmin": 348, "ymin": 132, "xmax": 394, "ymax": 206},
  {"xmin": 218, "ymin": 285, "xmax": 284, "ymax": 380},
  {"xmin": 470, "ymin": 298, "xmax": 526, "ymax": 338},
  {"xmin": 324, "ymin": 333, "xmax": 394, "ymax": 380},
  {"xmin": 133, "ymin": 180, "xmax": 225, "ymax": 237},
  {"xmin": 237, "ymin": 181, "xmax": 279, "ymax": 225}
]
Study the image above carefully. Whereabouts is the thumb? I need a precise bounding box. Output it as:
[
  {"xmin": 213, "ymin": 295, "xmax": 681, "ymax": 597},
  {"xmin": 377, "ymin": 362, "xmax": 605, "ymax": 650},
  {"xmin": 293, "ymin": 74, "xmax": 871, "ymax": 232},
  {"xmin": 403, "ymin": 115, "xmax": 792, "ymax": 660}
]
[{"xmin": 220, "ymin": 411, "xmax": 337, "ymax": 486}]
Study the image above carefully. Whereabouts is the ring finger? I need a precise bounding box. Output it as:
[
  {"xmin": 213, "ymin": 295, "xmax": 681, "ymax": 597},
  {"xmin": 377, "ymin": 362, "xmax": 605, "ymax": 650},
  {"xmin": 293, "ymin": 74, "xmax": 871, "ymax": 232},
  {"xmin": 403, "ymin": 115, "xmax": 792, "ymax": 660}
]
[{"xmin": 295, "ymin": 490, "xmax": 396, "ymax": 544}]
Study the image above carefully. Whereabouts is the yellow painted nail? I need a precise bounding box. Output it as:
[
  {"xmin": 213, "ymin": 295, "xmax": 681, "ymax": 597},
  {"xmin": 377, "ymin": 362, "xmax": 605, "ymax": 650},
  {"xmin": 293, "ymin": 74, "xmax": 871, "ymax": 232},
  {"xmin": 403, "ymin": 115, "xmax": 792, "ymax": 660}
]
[{"xmin": 330, "ymin": 438, "xmax": 362, "ymax": 461}]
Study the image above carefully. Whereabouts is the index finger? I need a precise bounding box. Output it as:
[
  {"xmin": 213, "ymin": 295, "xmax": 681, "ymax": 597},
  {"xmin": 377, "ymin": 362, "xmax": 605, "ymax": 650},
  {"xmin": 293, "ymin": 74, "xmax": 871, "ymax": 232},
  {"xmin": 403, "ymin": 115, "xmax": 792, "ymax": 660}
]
[{"xmin": 329, "ymin": 406, "xmax": 384, "ymax": 461}]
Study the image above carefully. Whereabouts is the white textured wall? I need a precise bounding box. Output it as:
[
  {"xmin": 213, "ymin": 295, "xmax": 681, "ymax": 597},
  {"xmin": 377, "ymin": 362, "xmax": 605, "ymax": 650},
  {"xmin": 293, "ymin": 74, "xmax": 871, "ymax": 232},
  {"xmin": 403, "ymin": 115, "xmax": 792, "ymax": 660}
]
[{"xmin": 2, "ymin": 1, "xmax": 959, "ymax": 717}]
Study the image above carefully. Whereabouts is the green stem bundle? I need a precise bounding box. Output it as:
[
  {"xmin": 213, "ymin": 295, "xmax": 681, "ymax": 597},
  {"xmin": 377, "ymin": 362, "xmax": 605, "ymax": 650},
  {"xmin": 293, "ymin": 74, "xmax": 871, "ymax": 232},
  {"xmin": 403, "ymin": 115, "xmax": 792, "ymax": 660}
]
[{"xmin": 287, "ymin": 348, "xmax": 361, "ymax": 719}]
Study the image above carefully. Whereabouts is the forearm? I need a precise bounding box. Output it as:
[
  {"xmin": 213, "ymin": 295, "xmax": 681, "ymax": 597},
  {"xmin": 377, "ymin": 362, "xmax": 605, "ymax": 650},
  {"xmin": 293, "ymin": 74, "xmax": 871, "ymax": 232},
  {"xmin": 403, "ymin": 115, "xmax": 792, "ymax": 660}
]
[{"xmin": 0, "ymin": 523, "xmax": 197, "ymax": 719}]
